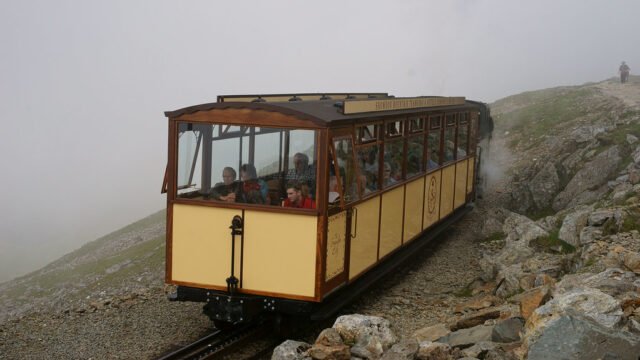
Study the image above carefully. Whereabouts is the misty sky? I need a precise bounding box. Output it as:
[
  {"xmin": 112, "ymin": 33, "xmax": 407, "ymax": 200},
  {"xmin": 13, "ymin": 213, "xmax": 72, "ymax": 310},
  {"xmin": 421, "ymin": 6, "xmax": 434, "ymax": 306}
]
[{"xmin": 1, "ymin": 0, "xmax": 639, "ymax": 282}]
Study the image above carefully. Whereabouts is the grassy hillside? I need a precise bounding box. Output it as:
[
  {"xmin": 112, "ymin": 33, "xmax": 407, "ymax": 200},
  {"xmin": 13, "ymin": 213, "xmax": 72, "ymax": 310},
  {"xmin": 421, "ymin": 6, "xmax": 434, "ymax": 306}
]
[{"xmin": 0, "ymin": 210, "xmax": 166, "ymax": 321}]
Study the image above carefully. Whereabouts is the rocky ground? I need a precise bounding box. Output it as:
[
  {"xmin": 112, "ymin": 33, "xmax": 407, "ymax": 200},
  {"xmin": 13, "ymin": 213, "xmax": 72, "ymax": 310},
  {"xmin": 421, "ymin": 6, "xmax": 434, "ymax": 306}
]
[
  {"xmin": 2, "ymin": 77, "xmax": 640, "ymax": 359},
  {"xmin": 271, "ymin": 77, "xmax": 640, "ymax": 359}
]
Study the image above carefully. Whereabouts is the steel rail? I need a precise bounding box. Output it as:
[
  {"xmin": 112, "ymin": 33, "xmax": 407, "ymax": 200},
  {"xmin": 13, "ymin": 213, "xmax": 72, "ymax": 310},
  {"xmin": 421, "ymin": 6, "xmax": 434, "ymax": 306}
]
[{"xmin": 156, "ymin": 322, "xmax": 261, "ymax": 360}]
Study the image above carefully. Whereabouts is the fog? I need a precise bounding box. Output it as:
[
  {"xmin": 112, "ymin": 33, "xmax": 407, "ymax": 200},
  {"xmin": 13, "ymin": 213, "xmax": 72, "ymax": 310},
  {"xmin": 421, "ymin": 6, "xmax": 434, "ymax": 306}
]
[{"xmin": 1, "ymin": 0, "xmax": 638, "ymax": 282}]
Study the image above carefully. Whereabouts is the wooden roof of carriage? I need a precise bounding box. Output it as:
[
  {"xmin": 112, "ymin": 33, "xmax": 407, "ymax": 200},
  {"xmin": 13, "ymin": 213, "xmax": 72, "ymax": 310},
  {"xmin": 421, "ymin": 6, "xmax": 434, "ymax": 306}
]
[{"xmin": 164, "ymin": 93, "xmax": 477, "ymax": 126}]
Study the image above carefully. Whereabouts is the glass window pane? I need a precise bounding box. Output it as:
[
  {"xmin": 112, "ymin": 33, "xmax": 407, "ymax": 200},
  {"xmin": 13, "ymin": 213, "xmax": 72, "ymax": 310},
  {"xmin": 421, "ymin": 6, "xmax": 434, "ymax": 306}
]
[
  {"xmin": 386, "ymin": 120, "xmax": 402, "ymax": 137},
  {"xmin": 469, "ymin": 114, "xmax": 477, "ymax": 155},
  {"xmin": 356, "ymin": 145, "xmax": 379, "ymax": 195},
  {"xmin": 176, "ymin": 122, "xmax": 317, "ymax": 209},
  {"xmin": 358, "ymin": 124, "xmax": 377, "ymax": 143},
  {"xmin": 286, "ymin": 130, "xmax": 317, "ymax": 200},
  {"xmin": 428, "ymin": 130, "xmax": 441, "ymax": 169},
  {"xmin": 457, "ymin": 116, "xmax": 468, "ymax": 158},
  {"xmin": 334, "ymin": 138, "xmax": 359, "ymax": 203},
  {"xmin": 211, "ymin": 137, "xmax": 240, "ymax": 185},
  {"xmin": 384, "ymin": 138, "xmax": 403, "ymax": 187},
  {"xmin": 177, "ymin": 123, "xmax": 204, "ymax": 197},
  {"xmin": 444, "ymin": 125, "xmax": 455, "ymax": 163},
  {"xmin": 407, "ymin": 135, "xmax": 424, "ymax": 177},
  {"xmin": 409, "ymin": 117, "xmax": 424, "ymax": 133}
]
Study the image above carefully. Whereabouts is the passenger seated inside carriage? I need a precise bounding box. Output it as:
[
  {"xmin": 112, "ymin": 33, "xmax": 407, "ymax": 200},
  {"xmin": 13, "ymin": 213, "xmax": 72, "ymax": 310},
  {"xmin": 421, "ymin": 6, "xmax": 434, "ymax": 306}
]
[
  {"xmin": 283, "ymin": 182, "xmax": 316, "ymax": 209},
  {"xmin": 285, "ymin": 152, "xmax": 316, "ymax": 199},
  {"xmin": 239, "ymin": 163, "xmax": 268, "ymax": 204},
  {"xmin": 209, "ymin": 167, "xmax": 240, "ymax": 202}
]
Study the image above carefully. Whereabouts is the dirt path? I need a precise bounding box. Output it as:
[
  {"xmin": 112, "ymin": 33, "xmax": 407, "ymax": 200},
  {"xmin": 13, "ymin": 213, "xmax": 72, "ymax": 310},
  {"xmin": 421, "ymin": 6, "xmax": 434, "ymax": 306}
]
[{"xmin": 595, "ymin": 79, "xmax": 640, "ymax": 110}]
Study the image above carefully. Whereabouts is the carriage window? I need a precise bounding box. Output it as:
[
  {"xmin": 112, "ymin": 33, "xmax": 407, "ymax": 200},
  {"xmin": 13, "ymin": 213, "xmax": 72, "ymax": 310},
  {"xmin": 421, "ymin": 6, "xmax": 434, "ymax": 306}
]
[
  {"xmin": 177, "ymin": 123, "xmax": 205, "ymax": 196},
  {"xmin": 428, "ymin": 116, "xmax": 442, "ymax": 169},
  {"xmin": 457, "ymin": 114, "xmax": 469, "ymax": 158},
  {"xmin": 175, "ymin": 122, "xmax": 317, "ymax": 208},
  {"xmin": 285, "ymin": 130, "xmax": 317, "ymax": 199},
  {"xmin": 358, "ymin": 124, "xmax": 377, "ymax": 143},
  {"xmin": 385, "ymin": 120, "xmax": 403, "ymax": 137},
  {"xmin": 384, "ymin": 138, "xmax": 404, "ymax": 187},
  {"xmin": 356, "ymin": 145, "xmax": 379, "ymax": 195},
  {"xmin": 334, "ymin": 138, "xmax": 360, "ymax": 203},
  {"xmin": 469, "ymin": 113, "xmax": 477, "ymax": 155},
  {"xmin": 409, "ymin": 117, "xmax": 424, "ymax": 133},
  {"xmin": 407, "ymin": 135, "xmax": 424, "ymax": 178},
  {"xmin": 443, "ymin": 114, "xmax": 456, "ymax": 163}
]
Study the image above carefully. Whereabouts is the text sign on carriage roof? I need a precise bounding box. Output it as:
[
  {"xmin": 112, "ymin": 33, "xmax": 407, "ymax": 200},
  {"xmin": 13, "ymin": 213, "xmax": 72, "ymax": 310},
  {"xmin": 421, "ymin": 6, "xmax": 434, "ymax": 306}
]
[{"xmin": 343, "ymin": 96, "xmax": 466, "ymax": 114}]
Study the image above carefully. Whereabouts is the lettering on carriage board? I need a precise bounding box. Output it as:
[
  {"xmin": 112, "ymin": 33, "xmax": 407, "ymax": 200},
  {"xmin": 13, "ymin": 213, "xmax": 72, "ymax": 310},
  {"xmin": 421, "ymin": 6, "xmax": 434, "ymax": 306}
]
[{"xmin": 343, "ymin": 97, "xmax": 466, "ymax": 114}]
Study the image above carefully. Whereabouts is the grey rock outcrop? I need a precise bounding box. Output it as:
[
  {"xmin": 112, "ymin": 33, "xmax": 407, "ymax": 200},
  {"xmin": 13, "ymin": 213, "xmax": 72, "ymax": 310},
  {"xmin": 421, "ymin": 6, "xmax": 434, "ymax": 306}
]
[
  {"xmin": 437, "ymin": 324, "xmax": 494, "ymax": 348},
  {"xmin": 491, "ymin": 318, "xmax": 524, "ymax": 343},
  {"xmin": 570, "ymin": 125, "xmax": 605, "ymax": 143},
  {"xmin": 553, "ymin": 146, "xmax": 621, "ymax": 211},
  {"xmin": 528, "ymin": 162, "xmax": 560, "ymax": 209},
  {"xmin": 526, "ymin": 315, "xmax": 640, "ymax": 360},
  {"xmin": 558, "ymin": 205, "xmax": 593, "ymax": 247},
  {"xmin": 533, "ymin": 288, "xmax": 623, "ymax": 328},
  {"xmin": 333, "ymin": 314, "xmax": 397, "ymax": 358}
]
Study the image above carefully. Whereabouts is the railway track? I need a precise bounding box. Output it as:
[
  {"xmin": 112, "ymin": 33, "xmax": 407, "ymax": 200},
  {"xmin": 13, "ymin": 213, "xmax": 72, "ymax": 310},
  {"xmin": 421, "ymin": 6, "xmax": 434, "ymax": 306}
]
[{"xmin": 157, "ymin": 322, "xmax": 273, "ymax": 360}]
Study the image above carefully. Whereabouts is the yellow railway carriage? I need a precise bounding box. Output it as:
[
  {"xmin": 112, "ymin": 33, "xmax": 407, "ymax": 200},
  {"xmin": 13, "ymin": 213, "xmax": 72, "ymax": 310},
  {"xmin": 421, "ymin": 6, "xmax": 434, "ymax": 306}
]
[{"xmin": 163, "ymin": 93, "xmax": 493, "ymax": 327}]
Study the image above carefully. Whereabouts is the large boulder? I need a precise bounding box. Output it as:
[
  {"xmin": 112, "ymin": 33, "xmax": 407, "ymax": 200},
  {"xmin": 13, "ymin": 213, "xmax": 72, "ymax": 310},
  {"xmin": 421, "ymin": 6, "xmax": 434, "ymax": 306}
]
[
  {"xmin": 308, "ymin": 328, "xmax": 351, "ymax": 360},
  {"xmin": 333, "ymin": 314, "xmax": 397, "ymax": 357},
  {"xmin": 528, "ymin": 162, "xmax": 560, "ymax": 210},
  {"xmin": 558, "ymin": 205, "xmax": 593, "ymax": 247},
  {"xmin": 569, "ymin": 126, "xmax": 605, "ymax": 144},
  {"xmin": 437, "ymin": 324, "xmax": 494, "ymax": 348},
  {"xmin": 553, "ymin": 146, "xmax": 621, "ymax": 211},
  {"xmin": 271, "ymin": 340, "xmax": 312, "ymax": 360},
  {"xmin": 491, "ymin": 317, "xmax": 524, "ymax": 343},
  {"xmin": 517, "ymin": 285, "xmax": 553, "ymax": 321},
  {"xmin": 380, "ymin": 340, "xmax": 419, "ymax": 360},
  {"xmin": 555, "ymin": 268, "xmax": 640, "ymax": 298},
  {"xmin": 416, "ymin": 341, "xmax": 452, "ymax": 360},
  {"xmin": 503, "ymin": 212, "xmax": 549, "ymax": 246},
  {"xmin": 480, "ymin": 212, "xmax": 551, "ymax": 290},
  {"xmin": 412, "ymin": 324, "xmax": 451, "ymax": 343},
  {"xmin": 525, "ymin": 315, "xmax": 640, "ymax": 360},
  {"xmin": 528, "ymin": 288, "xmax": 623, "ymax": 330},
  {"xmin": 510, "ymin": 182, "xmax": 534, "ymax": 214}
]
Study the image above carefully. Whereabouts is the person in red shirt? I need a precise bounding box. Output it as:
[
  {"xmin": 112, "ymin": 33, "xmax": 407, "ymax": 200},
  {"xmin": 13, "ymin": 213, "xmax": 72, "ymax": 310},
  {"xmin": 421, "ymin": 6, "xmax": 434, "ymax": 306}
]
[{"xmin": 283, "ymin": 182, "xmax": 316, "ymax": 209}]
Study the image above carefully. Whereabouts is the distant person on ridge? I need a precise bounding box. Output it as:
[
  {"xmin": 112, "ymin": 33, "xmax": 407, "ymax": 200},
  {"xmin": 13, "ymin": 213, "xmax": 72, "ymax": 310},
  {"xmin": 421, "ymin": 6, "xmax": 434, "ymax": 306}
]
[{"xmin": 619, "ymin": 61, "xmax": 630, "ymax": 84}]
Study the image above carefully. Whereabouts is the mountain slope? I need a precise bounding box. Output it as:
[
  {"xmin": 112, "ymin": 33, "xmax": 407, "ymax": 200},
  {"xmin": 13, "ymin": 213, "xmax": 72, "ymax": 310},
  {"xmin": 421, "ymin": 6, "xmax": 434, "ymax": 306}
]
[
  {"xmin": 0, "ymin": 210, "xmax": 166, "ymax": 323},
  {"xmin": 489, "ymin": 76, "xmax": 640, "ymax": 217}
]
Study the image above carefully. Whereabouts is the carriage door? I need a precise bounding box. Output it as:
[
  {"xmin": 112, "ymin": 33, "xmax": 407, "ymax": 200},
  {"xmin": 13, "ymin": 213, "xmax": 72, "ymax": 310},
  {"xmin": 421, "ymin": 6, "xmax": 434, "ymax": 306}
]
[{"xmin": 324, "ymin": 133, "xmax": 359, "ymax": 289}]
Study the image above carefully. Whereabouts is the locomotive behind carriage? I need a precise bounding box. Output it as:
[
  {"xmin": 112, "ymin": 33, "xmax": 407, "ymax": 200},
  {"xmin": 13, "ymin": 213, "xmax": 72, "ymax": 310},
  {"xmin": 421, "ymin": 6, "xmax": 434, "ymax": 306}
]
[{"xmin": 162, "ymin": 93, "xmax": 494, "ymax": 330}]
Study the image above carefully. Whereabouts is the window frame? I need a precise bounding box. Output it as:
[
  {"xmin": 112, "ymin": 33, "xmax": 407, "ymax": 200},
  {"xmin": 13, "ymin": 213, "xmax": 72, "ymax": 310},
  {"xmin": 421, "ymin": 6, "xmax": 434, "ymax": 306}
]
[
  {"xmin": 427, "ymin": 114, "xmax": 443, "ymax": 171},
  {"xmin": 172, "ymin": 121, "xmax": 320, "ymax": 213}
]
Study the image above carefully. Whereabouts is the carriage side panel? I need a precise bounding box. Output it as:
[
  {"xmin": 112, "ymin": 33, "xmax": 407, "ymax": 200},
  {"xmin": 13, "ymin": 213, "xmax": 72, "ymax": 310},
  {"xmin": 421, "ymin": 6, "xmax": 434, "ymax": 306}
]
[
  {"xmin": 439, "ymin": 165, "xmax": 456, "ymax": 218},
  {"xmin": 242, "ymin": 211, "xmax": 317, "ymax": 297},
  {"xmin": 467, "ymin": 156, "xmax": 475, "ymax": 195},
  {"xmin": 403, "ymin": 177, "xmax": 425, "ymax": 242},
  {"xmin": 171, "ymin": 205, "xmax": 241, "ymax": 287},
  {"xmin": 349, "ymin": 197, "xmax": 380, "ymax": 280},
  {"xmin": 326, "ymin": 212, "xmax": 347, "ymax": 282},
  {"xmin": 454, "ymin": 160, "xmax": 468, "ymax": 209},
  {"xmin": 379, "ymin": 187, "xmax": 404, "ymax": 258}
]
